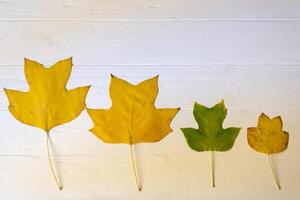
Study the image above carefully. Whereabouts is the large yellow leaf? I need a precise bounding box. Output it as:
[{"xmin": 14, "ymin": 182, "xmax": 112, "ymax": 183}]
[
  {"xmin": 87, "ymin": 75, "xmax": 180, "ymax": 144},
  {"xmin": 4, "ymin": 57, "xmax": 90, "ymax": 132},
  {"xmin": 247, "ymin": 113, "xmax": 289, "ymax": 154}
]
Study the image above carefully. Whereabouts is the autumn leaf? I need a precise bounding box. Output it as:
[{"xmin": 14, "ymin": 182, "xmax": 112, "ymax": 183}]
[
  {"xmin": 181, "ymin": 100, "xmax": 241, "ymax": 187},
  {"xmin": 87, "ymin": 75, "xmax": 179, "ymax": 144},
  {"xmin": 87, "ymin": 74, "xmax": 180, "ymax": 190},
  {"xmin": 247, "ymin": 113, "xmax": 289, "ymax": 189},
  {"xmin": 248, "ymin": 113, "xmax": 288, "ymax": 154},
  {"xmin": 4, "ymin": 57, "xmax": 90, "ymax": 190},
  {"xmin": 4, "ymin": 58, "xmax": 90, "ymax": 132}
]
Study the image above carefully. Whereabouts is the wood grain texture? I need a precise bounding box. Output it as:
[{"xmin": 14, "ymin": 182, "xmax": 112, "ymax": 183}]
[
  {"xmin": 0, "ymin": 21, "xmax": 300, "ymax": 65},
  {"xmin": 0, "ymin": 0, "xmax": 299, "ymax": 199},
  {"xmin": 0, "ymin": 155, "xmax": 298, "ymax": 200},
  {"xmin": 0, "ymin": 0, "xmax": 300, "ymax": 20}
]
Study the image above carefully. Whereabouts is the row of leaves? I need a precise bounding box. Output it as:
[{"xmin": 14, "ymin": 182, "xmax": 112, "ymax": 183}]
[{"xmin": 3, "ymin": 58, "xmax": 289, "ymax": 191}]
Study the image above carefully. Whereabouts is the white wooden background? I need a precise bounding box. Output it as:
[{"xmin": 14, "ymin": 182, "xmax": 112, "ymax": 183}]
[{"xmin": 0, "ymin": 0, "xmax": 299, "ymax": 199}]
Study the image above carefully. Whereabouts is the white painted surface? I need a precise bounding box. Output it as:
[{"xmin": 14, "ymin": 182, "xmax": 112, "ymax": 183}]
[{"xmin": 0, "ymin": 0, "xmax": 299, "ymax": 199}]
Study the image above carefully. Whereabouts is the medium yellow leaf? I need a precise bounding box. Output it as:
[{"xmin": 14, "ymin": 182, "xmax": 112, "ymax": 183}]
[
  {"xmin": 4, "ymin": 57, "xmax": 90, "ymax": 132},
  {"xmin": 87, "ymin": 75, "xmax": 180, "ymax": 144},
  {"xmin": 247, "ymin": 113, "xmax": 289, "ymax": 154}
]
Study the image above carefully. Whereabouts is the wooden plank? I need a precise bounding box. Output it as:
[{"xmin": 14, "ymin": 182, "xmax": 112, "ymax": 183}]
[
  {"xmin": 0, "ymin": 21, "xmax": 299, "ymax": 65},
  {"xmin": 0, "ymin": 65, "xmax": 299, "ymax": 110},
  {"xmin": 0, "ymin": 155, "xmax": 298, "ymax": 199},
  {"xmin": 0, "ymin": 0, "xmax": 300, "ymax": 20},
  {"xmin": 185, "ymin": 155, "xmax": 300, "ymax": 200}
]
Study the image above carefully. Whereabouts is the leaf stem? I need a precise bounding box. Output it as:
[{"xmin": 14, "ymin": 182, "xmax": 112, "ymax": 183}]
[
  {"xmin": 130, "ymin": 144, "xmax": 142, "ymax": 191},
  {"xmin": 210, "ymin": 151, "xmax": 215, "ymax": 188},
  {"xmin": 267, "ymin": 154, "xmax": 281, "ymax": 190},
  {"xmin": 46, "ymin": 133, "xmax": 63, "ymax": 190}
]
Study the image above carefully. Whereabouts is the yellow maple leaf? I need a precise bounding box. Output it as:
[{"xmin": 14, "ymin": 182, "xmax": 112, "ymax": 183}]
[
  {"xmin": 248, "ymin": 113, "xmax": 288, "ymax": 154},
  {"xmin": 247, "ymin": 113, "xmax": 289, "ymax": 190},
  {"xmin": 86, "ymin": 75, "xmax": 180, "ymax": 190},
  {"xmin": 87, "ymin": 75, "xmax": 180, "ymax": 144},
  {"xmin": 4, "ymin": 57, "xmax": 90, "ymax": 132},
  {"xmin": 4, "ymin": 57, "xmax": 90, "ymax": 190}
]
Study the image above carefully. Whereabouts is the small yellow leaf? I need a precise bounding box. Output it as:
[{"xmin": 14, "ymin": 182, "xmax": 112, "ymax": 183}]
[
  {"xmin": 4, "ymin": 57, "xmax": 90, "ymax": 132},
  {"xmin": 87, "ymin": 75, "xmax": 180, "ymax": 144},
  {"xmin": 247, "ymin": 113, "xmax": 289, "ymax": 154}
]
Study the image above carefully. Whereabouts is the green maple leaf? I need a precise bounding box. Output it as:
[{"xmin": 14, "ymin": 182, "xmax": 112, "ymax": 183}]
[
  {"xmin": 181, "ymin": 100, "xmax": 241, "ymax": 152},
  {"xmin": 180, "ymin": 100, "xmax": 241, "ymax": 187}
]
